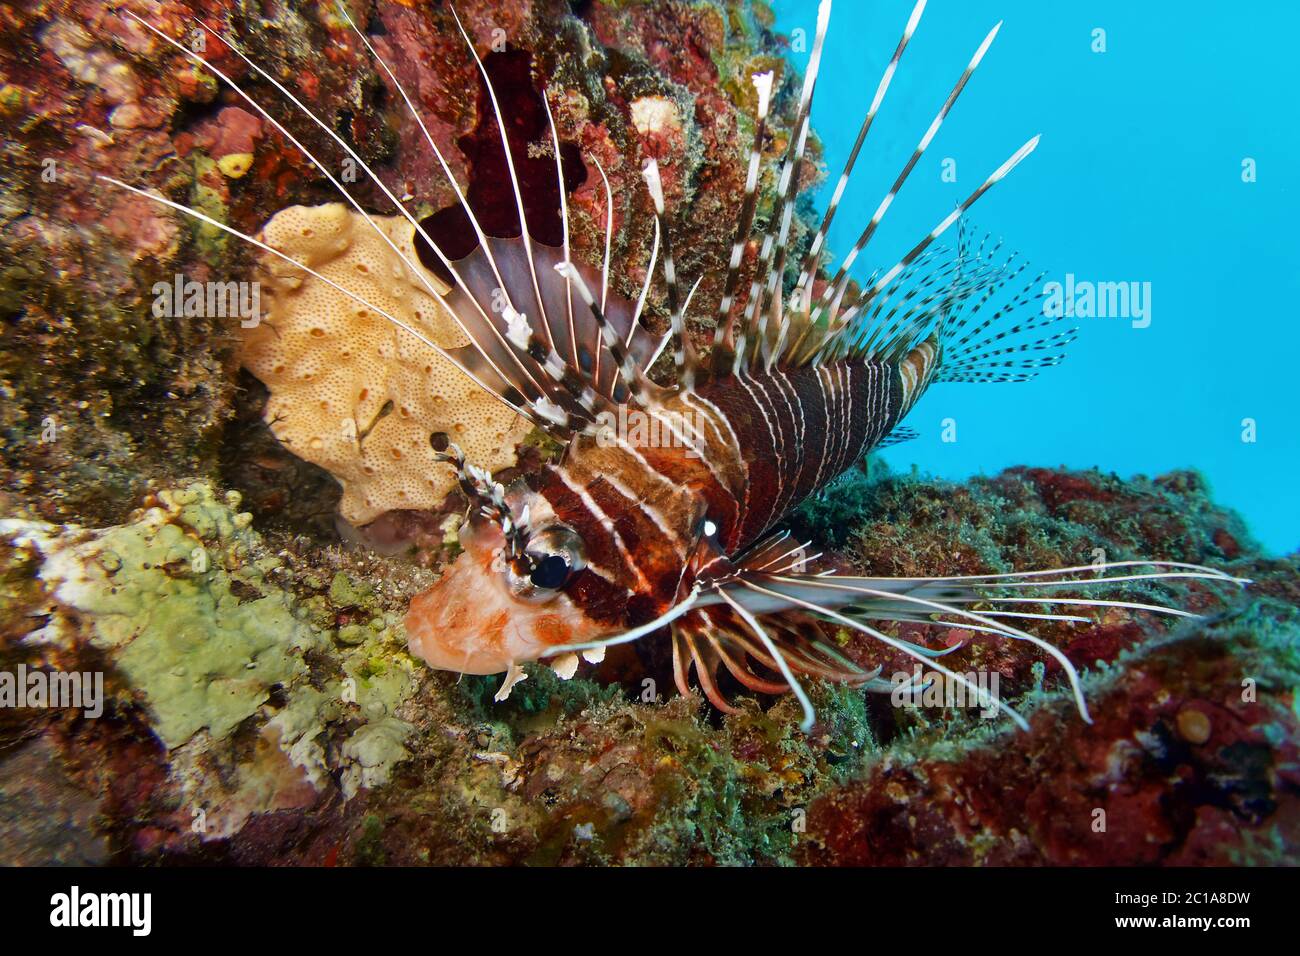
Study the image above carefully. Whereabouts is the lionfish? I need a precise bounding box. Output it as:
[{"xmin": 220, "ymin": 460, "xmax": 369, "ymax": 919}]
[{"xmin": 104, "ymin": 0, "xmax": 1244, "ymax": 731}]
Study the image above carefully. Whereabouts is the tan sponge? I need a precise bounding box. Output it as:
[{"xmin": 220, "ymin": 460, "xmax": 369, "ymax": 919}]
[{"xmin": 241, "ymin": 204, "xmax": 529, "ymax": 525}]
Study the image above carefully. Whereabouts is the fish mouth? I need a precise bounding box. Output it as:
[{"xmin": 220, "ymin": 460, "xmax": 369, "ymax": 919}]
[
  {"xmin": 404, "ymin": 532, "xmax": 606, "ymax": 676},
  {"xmin": 404, "ymin": 526, "xmax": 519, "ymax": 675},
  {"xmin": 405, "ymin": 581, "xmax": 508, "ymax": 675}
]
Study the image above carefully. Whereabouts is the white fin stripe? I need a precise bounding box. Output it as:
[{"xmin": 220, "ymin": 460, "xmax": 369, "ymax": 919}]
[
  {"xmin": 764, "ymin": 372, "xmax": 804, "ymax": 523},
  {"xmin": 679, "ymin": 390, "xmax": 751, "ymax": 527},
  {"xmin": 809, "ymin": 367, "xmax": 834, "ymax": 493},
  {"xmin": 748, "ymin": 374, "xmax": 793, "ymax": 533},
  {"xmin": 591, "ymin": 155, "xmax": 614, "ymax": 314},
  {"xmin": 777, "ymin": 370, "xmax": 808, "ymax": 483},
  {"xmin": 541, "ymin": 93, "xmax": 579, "ymax": 374},
  {"xmin": 630, "ymin": 217, "xmax": 661, "ymax": 347},
  {"xmin": 866, "ymin": 135, "xmax": 1041, "ymax": 302},
  {"xmin": 815, "ymin": 19, "xmax": 1005, "ymax": 324}
]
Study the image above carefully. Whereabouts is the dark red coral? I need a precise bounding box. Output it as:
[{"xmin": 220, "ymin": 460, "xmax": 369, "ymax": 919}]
[
  {"xmin": 796, "ymin": 626, "xmax": 1300, "ymax": 866},
  {"xmin": 414, "ymin": 49, "xmax": 588, "ymax": 276},
  {"xmin": 1009, "ymin": 466, "xmax": 1117, "ymax": 511}
]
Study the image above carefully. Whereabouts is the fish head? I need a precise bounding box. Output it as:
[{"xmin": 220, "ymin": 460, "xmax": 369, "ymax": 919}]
[{"xmin": 404, "ymin": 494, "xmax": 618, "ymax": 676}]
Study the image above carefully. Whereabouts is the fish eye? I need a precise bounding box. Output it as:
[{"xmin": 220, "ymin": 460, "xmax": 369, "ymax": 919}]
[
  {"xmin": 529, "ymin": 553, "xmax": 571, "ymax": 589},
  {"xmin": 505, "ymin": 524, "xmax": 585, "ymax": 602}
]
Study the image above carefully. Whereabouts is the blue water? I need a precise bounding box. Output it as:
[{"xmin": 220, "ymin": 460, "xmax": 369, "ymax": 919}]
[{"xmin": 771, "ymin": 0, "xmax": 1298, "ymax": 555}]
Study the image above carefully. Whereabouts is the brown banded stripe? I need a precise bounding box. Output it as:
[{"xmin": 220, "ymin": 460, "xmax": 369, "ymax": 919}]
[
  {"xmin": 685, "ymin": 361, "xmax": 904, "ymax": 550},
  {"xmin": 534, "ymin": 351, "xmax": 930, "ymax": 627}
]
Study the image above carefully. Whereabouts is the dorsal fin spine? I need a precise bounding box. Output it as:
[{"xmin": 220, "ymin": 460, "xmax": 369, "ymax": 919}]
[
  {"xmin": 641, "ymin": 158, "xmax": 702, "ymax": 390},
  {"xmin": 712, "ymin": 69, "xmax": 775, "ymax": 373},
  {"xmin": 177, "ymin": 13, "xmax": 556, "ymax": 417},
  {"xmin": 752, "ymin": 0, "xmax": 832, "ymax": 373},
  {"xmin": 333, "ymin": 6, "xmax": 548, "ymax": 403},
  {"xmin": 811, "ymin": 20, "xmax": 1004, "ymax": 330},
  {"xmin": 541, "ymin": 92, "xmax": 580, "ymax": 377},
  {"xmin": 792, "ymin": 0, "xmax": 927, "ymax": 299},
  {"xmin": 450, "ymin": 7, "xmax": 562, "ymax": 365}
]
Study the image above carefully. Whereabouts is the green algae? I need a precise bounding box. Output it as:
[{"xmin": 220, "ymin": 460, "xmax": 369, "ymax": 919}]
[
  {"xmin": 26, "ymin": 484, "xmax": 321, "ymax": 748},
  {"xmin": 1, "ymin": 481, "xmax": 417, "ymax": 811},
  {"xmin": 190, "ymin": 153, "xmax": 229, "ymax": 262}
]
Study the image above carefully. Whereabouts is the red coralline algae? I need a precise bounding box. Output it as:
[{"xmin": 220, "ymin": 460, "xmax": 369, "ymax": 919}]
[
  {"xmin": 414, "ymin": 49, "xmax": 588, "ymax": 270},
  {"xmin": 797, "ymin": 628, "xmax": 1300, "ymax": 866},
  {"xmin": 1053, "ymin": 621, "xmax": 1146, "ymax": 673},
  {"xmin": 182, "ymin": 105, "xmax": 263, "ymax": 165},
  {"xmin": 1012, "ymin": 466, "xmax": 1117, "ymax": 510},
  {"xmin": 1213, "ymin": 526, "xmax": 1243, "ymax": 560}
]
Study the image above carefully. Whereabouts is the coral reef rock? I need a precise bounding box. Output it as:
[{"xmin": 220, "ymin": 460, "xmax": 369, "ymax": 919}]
[{"xmin": 1, "ymin": 467, "xmax": 1295, "ymax": 865}]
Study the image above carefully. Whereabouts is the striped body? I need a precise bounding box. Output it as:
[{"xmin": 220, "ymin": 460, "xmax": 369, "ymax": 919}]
[
  {"xmin": 528, "ymin": 338, "xmax": 939, "ymax": 633},
  {"xmin": 691, "ymin": 358, "xmax": 906, "ymax": 548}
]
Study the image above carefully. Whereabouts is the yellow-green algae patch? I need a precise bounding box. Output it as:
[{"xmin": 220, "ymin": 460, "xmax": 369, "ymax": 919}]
[
  {"xmin": 15, "ymin": 483, "xmax": 320, "ymax": 748},
  {"xmin": 0, "ymin": 482, "xmax": 417, "ymax": 836}
]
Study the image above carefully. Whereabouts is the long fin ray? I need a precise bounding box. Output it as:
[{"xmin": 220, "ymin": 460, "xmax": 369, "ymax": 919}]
[
  {"xmin": 126, "ymin": 11, "xmax": 625, "ymax": 436},
  {"xmin": 704, "ymin": 561, "xmax": 1246, "ymax": 727},
  {"xmin": 130, "ymin": 12, "xmax": 552, "ymax": 417},
  {"xmin": 733, "ymin": 577, "xmax": 1030, "ymax": 730},
  {"xmin": 342, "ymin": 3, "xmax": 664, "ymax": 409},
  {"xmin": 97, "ymin": 174, "xmax": 533, "ymax": 427},
  {"xmin": 332, "ymin": 4, "xmax": 535, "ymax": 363},
  {"xmin": 793, "ymin": 0, "xmax": 928, "ymax": 298},
  {"xmin": 449, "ymin": 7, "xmax": 558, "ymax": 360},
  {"xmin": 813, "ymin": 20, "xmax": 1005, "ymax": 327},
  {"xmin": 751, "ymin": 0, "xmax": 834, "ymax": 372},
  {"xmin": 713, "ymin": 70, "xmax": 775, "ymax": 362}
]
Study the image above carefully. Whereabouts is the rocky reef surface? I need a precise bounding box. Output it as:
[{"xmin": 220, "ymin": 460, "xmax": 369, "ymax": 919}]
[
  {"xmin": 1, "ymin": 465, "xmax": 1295, "ymax": 865},
  {"xmin": 0, "ymin": 0, "xmax": 1296, "ymax": 866}
]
